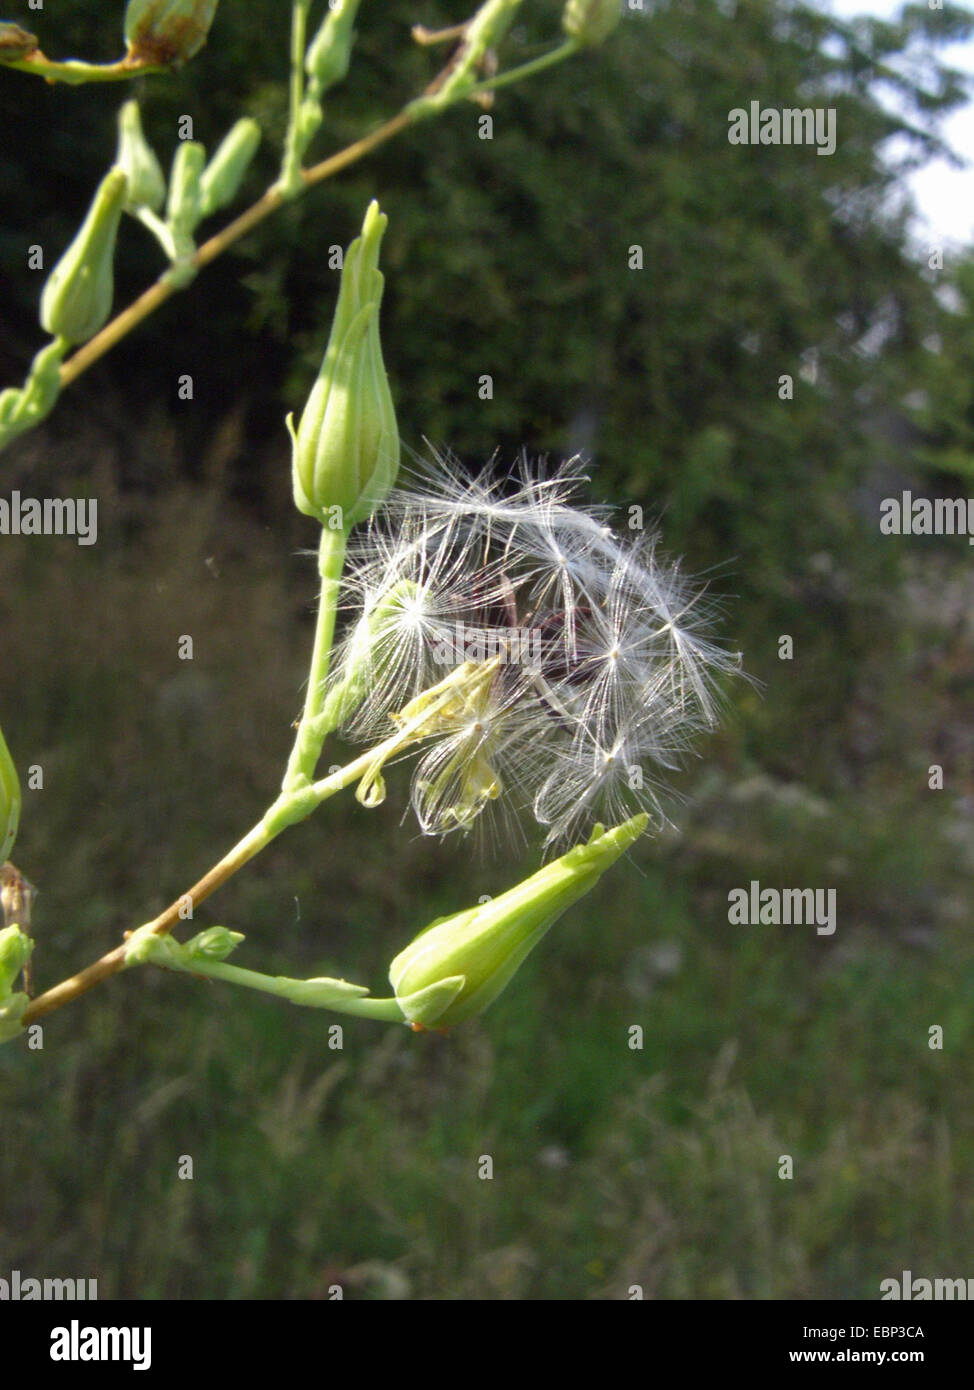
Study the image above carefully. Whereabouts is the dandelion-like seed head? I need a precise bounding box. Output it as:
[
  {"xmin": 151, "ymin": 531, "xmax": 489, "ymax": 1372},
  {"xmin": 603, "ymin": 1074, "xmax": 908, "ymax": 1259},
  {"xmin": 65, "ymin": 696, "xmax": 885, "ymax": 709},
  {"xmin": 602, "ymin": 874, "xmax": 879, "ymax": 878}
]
[{"xmin": 326, "ymin": 449, "xmax": 742, "ymax": 848}]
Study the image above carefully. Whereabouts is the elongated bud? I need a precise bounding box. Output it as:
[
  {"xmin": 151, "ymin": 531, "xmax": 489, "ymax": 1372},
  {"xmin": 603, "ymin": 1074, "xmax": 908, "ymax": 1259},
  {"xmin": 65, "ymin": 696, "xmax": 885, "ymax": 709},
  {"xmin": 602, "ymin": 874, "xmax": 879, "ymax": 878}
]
[
  {"xmin": 198, "ymin": 118, "xmax": 261, "ymax": 219},
  {"xmin": 116, "ymin": 101, "xmax": 166, "ymax": 213},
  {"xmin": 305, "ymin": 0, "xmax": 361, "ymax": 95},
  {"xmin": 0, "ymin": 722, "xmax": 20, "ymax": 864},
  {"xmin": 389, "ymin": 814, "xmax": 647, "ymax": 1028},
  {"xmin": 124, "ymin": 0, "xmax": 219, "ymax": 67},
  {"xmin": 562, "ymin": 0, "xmax": 621, "ymax": 46},
  {"xmin": 289, "ymin": 200, "xmax": 399, "ymax": 530},
  {"xmin": 167, "ymin": 139, "xmax": 206, "ymax": 240},
  {"xmin": 40, "ymin": 168, "xmax": 127, "ymax": 345}
]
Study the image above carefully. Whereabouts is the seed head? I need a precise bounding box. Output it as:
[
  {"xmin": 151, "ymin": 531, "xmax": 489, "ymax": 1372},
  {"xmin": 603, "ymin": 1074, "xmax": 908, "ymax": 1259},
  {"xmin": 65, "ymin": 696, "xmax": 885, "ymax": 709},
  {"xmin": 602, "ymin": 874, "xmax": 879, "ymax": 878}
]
[{"xmin": 328, "ymin": 451, "xmax": 742, "ymax": 847}]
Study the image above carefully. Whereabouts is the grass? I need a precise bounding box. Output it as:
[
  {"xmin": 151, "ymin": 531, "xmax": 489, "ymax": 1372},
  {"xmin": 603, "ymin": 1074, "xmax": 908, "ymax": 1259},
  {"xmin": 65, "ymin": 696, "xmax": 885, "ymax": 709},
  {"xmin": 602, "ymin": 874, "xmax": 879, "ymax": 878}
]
[{"xmin": 1, "ymin": 440, "xmax": 972, "ymax": 1299}]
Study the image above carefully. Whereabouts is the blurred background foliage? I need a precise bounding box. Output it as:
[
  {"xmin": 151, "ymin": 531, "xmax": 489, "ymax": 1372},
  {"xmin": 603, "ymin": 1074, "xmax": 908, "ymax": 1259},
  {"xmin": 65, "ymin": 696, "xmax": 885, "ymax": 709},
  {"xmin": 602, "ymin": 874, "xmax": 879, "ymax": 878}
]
[{"xmin": 2, "ymin": 0, "xmax": 974, "ymax": 1298}]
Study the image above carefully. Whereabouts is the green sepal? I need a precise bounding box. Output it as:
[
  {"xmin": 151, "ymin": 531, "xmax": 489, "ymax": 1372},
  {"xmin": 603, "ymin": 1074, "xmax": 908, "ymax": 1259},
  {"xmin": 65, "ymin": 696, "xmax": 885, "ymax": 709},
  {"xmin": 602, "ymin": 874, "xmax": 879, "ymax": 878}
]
[{"xmin": 393, "ymin": 975, "xmax": 467, "ymax": 1028}]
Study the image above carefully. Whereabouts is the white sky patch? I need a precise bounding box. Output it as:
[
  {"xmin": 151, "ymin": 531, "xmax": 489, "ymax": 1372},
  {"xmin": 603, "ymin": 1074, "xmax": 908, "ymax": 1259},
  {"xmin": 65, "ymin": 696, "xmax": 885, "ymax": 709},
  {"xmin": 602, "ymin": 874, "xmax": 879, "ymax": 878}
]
[{"xmin": 819, "ymin": 0, "xmax": 974, "ymax": 248}]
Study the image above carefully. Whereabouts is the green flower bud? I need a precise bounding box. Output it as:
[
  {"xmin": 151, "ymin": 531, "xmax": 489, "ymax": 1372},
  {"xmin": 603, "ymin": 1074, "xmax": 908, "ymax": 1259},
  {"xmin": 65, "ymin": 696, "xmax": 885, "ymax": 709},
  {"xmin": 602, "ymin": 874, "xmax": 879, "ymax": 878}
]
[
  {"xmin": 116, "ymin": 100, "xmax": 166, "ymax": 213},
  {"xmin": 288, "ymin": 200, "xmax": 399, "ymax": 530},
  {"xmin": 198, "ymin": 118, "xmax": 261, "ymax": 219},
  {"xmin": 389, "ymin": 814, "xmax": 647, "ymax": 1029},
  {"xmin": 0, "ymin": 926, "xmax": 32, "ymax": 999},
  {"xmin": 305, "ymin": 0, "xmax": 361, "ymax": 96},
  {"xmin": 124, "ymin": 0, "xmax": 219, "ymax": 67},
  {"xmin": 40, "ymin": 168, "xmax": 127, "ymax": 344},
  {"xmin": 185, "ymin": 926, "xmax": 244, "ymax": 961},
  {"xmin": 166, "ymin": 139, "xmax": 206, "ymax": 241},
  {"xmin": 562, "ymin": 0, "xmax": 621, "ymax": 46},
  {"xmin": 0, "ymin": 722, "xmax": 20, "ymax": 865}
]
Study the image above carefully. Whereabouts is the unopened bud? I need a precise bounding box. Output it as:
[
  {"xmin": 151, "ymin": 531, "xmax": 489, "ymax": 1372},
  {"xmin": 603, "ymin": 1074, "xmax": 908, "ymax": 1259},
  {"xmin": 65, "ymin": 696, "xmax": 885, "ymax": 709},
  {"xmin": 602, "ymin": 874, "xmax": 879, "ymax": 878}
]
[
  {"xmin": 289, "ymin": 200, "xmax": 399, "ymax": 529},
  {"xmin": 562, "ymin": 0, "xmax": 621, "ymax": 46},
  {"xmin": 198, "ymin": 118, "xmax": 261, "ymax": 218},
  {"xmin": 0, "ymin": 925, "xmax": 32, "ymax": 998},
  {"xmin": 389, "ymin": 814, "xmax": 647, "ymax": 1028},
  {"xmin": 40, "ymin": 168, "xmax": 127, "ymax": 345},
  {"xmin": 116, "ymin": 100, "xmax": 166, "ymax": 213},
  {"xmin": 167, "ymin": 139, "xmax": 206, "ymax": 241},
  {"xmin": 124, "ymin": 0, "xmax": 219, "ymax": 67},
  {"xmin": 185, "ymin": 926, "xmax": 244, "ymax": 961},
  {"xmin": 305, "ymin": 0, "xmax": 361, "ymax": 96}
]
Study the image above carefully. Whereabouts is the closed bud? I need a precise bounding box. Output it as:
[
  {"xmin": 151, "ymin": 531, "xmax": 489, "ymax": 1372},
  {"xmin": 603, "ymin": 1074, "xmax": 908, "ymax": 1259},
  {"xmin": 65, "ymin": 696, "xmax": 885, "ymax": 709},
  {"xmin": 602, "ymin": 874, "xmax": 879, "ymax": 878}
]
[
  {"xmin": 305, "ymin": 0, "xmax": 361, "ymax": 95},
  {"xmin": 185, "ymin": 926, "xmax": 244, "ymax": 961},
  {"xmin": 0, "ymin": 722, "xmax": 20, "ymax": 864},
  {"xmin": 199, "ymin": 118, "xmax": 261, "ymax": 218},
  {"xmin": 389, "ymin": 814, "xmax": 647, "ymax": 1028},
  {"xmin": 0, "ymin": 925, "xmax": 32, "ymax": 999},
  {"xmin": 0, "ymin": 922, "xmax": 32, "ymax": 1042},
  {"xmin": 167, "ymin": 139, "xmax": 206, "ymax": 240},
  {"xmin": 40, "ymin": 168, "xmax": 127, "ymax": 345},
  {"xmin": 124, "ymin": 0, "xmax": 219, "ymax": 67},
  {"xmin": 562, "ymin": 0, "xmax": 621, "ymax": 46},
  {"xmin": 116, "ymin": 100, "xmax": 166, "ymax": 213},
  {"xmin": 289, "ymin": 200, "xmax": 399, "ymax": 529}
]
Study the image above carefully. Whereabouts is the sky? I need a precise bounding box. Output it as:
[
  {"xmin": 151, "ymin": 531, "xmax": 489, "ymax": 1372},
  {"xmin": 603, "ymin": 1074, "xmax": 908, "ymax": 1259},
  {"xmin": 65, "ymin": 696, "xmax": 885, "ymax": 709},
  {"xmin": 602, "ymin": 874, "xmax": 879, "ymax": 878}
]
[{"xmin": 822, "ymin": 0, "xmax": 974, "ymax": 248}]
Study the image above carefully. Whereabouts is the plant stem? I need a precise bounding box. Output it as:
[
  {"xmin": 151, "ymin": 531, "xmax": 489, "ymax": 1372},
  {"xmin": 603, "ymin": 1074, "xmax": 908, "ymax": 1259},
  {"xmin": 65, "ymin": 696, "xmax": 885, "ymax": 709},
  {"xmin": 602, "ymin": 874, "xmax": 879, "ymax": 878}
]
[
  {"xmin": 409, "ymin": 38, "xmax": 579, "ymax": 117},
  {"xmin": 278, "ymin": 0, "xmax": 313, "ymax": 199},
  {"xmin": 49, "ymin": 36, "xmax": 582, "ymax": 401},
  {"xmin": 57, "ymin": 108, "xmax": 415, "ymax": 392},
  {"xmin": 2, "ymin": 53, "xmax": 166, "ymax": 84},
  {"xmin": 20, "ymin": 655, "xmax": 495, "ymax": 1026},
  {"xmin": 20, "ymin": 816, "xmax": 272, "ymax": 1025},
  {"xmin": 150, "ymin": 953, "xmax": 407, "ymax": 1021},
  {"xmin": 18, "ymin": 738, "xmax": 397, "ymax": 1026},
  {"xmin": 282, "ymin": 525, "xmax": 348, "ymax": 790},
  {"xmin": 134, "ymin": 206, "xmax": 179, "ymax": 261}
]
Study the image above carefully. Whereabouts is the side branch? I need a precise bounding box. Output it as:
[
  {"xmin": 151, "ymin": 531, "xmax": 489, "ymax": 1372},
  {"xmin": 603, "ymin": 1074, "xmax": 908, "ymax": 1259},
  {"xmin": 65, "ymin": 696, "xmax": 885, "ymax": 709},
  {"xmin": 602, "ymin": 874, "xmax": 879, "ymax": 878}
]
[{"xmin": 59, "ymin": 109, "xmax": 416, "ymax": 390}]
